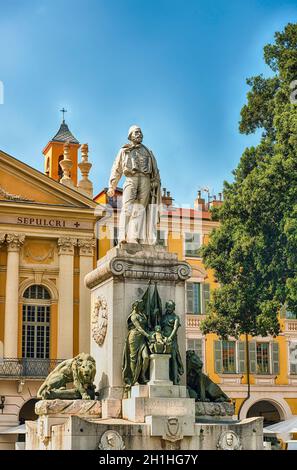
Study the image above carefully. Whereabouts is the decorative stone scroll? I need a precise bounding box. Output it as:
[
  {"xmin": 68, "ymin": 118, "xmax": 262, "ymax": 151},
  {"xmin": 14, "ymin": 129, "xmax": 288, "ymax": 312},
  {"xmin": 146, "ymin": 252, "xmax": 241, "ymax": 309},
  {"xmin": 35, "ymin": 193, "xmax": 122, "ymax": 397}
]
[
  {"xmin": 85, "ymin": 244, "xmax": 192, "ymax": 289},
  {"xmin": 92, "ymin": 296, "xmax": 108, "ymax": 346},
  {"xmin": 110, "ymin": 257, "xmax": 191, "ymax": 281}
]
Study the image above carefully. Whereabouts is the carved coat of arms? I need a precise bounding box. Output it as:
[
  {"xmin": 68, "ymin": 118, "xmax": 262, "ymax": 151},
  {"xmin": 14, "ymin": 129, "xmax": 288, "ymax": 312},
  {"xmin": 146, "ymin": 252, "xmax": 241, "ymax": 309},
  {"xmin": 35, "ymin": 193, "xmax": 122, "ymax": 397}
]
[{"xmin": 91, "ymin": 296, "xmax": 108, "ymax": 346}]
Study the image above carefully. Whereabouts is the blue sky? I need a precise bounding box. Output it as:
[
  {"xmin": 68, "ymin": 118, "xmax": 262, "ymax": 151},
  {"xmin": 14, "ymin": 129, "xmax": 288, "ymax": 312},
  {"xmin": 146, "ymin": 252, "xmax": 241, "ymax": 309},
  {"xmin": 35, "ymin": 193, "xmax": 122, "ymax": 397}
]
[{"xmin": 0, "ymin": 0, "xmax": 297, "ymax": 205}]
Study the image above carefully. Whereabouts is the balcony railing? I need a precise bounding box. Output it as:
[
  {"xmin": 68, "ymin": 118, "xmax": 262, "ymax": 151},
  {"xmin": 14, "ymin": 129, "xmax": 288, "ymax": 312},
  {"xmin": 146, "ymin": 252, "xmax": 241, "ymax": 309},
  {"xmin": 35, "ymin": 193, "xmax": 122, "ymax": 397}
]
[
  {"xmin": 0, "ymin": 358, "xmax": 64, "ymax": 379},
  {"xmin": 186, "ymin": 314, "xmax": 206, "ymax": 329},
  {"xmin": 284, "ymin": 320, "xmax": 297, "ymax": 333}
]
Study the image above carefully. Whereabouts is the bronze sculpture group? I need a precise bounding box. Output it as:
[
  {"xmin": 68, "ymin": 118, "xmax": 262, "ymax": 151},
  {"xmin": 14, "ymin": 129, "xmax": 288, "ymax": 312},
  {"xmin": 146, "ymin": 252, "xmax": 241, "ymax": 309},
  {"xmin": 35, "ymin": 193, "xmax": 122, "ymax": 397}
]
[
  {"xmin": 122, "ymin": 285, "xmax": 184, "ymax": 388},
  {"xmin": 36, "ymin": 300, "xmax": 230, "ymax": 404}
]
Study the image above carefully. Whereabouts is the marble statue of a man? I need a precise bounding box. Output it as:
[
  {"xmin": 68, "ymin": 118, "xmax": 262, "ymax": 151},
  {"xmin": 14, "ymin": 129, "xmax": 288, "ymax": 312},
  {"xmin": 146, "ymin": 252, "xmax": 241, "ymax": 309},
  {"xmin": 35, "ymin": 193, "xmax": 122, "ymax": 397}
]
[{"xmin": 107, "ymin": 126, "xmax": 161, "ymax": 244}]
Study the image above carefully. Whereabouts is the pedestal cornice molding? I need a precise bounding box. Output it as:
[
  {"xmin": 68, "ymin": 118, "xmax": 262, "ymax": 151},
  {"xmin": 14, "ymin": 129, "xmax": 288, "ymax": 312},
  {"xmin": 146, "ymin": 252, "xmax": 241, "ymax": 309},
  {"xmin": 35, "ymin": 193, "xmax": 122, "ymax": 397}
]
[
  {"xmin": 85, "ymin": 244, "xmax": 192, "ymax": 289},
  {"xmin": 6, "ymin": 233, "xmax": 25, "ymax": 251},
  {"xmin": 78, "ymin": 238, "xmax": 96, "ymax": 256},
  {"xmin": 58, "ymin": 237, "xmax": 77, "ymax": 255}
]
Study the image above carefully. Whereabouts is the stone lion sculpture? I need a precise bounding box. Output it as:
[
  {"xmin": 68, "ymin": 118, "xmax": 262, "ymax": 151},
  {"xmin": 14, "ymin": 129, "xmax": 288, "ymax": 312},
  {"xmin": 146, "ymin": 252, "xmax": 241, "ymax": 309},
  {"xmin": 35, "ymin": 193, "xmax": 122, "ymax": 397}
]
[
  {"xmin": 37, "ymin": 353, "xmax": 96, "ymax": 400},
  {"xmin": 186, "ymin": 350, "xmax": 230, "ymax": 402}
]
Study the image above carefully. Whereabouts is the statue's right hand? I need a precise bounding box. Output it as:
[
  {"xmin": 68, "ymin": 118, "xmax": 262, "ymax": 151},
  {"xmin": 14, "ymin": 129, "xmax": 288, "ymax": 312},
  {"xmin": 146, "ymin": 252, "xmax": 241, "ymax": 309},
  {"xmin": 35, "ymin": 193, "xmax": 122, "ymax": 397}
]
[{"xmin": 107, "ymin": 187, "xmax": 115, "ymax": 197}]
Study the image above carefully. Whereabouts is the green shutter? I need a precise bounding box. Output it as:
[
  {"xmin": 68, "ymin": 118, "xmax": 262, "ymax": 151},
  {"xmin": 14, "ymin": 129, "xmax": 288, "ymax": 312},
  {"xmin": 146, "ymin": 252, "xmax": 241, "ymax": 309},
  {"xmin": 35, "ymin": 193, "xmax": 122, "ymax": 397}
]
[
  {"xmin": 187, "ymin": 283, "xmax": 194, "ymax": 313},
  {"xmin": 214, "ymin": 340, "xmax": 222, "ymax": 373},
  {"xmin": 195, "ymin": 283, "xmax": 201, "ymax": 314},
  {"xmin": 187, "ymin": 339, "xmax": 194, "ymax": 350},
  {"xmin": 238, "ymin": 341, "xmax": 246, "ymax": 373},
  {"xmin": 289, "ymin": 343, "xmax": 297, "ymax": 375},
  {"xmin": 187, "ymin": 338, "xmax": 203, "ymax": 362},
  {"xmin": 197, "ymin": 338, "xmax": 203, "ymax": 361},
  {"xmin": 249, "ymin": 342, "xmax": 257, "ymax": 374},
  {"xmin": 202, "ymin": 283, "xmax": 210, "ymax": 314},
  {"xmin": 272, "ymin": 342, "xmax": 279, "ymax": 375}
]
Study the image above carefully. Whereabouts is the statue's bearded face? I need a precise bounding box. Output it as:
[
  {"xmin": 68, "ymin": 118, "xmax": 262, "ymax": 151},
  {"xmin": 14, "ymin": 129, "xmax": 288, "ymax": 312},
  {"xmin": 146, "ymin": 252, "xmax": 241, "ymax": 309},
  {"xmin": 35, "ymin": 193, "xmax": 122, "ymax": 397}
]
[{"xmin": 130, "ymin": 128, "xmax": 143, "ymax": 144}]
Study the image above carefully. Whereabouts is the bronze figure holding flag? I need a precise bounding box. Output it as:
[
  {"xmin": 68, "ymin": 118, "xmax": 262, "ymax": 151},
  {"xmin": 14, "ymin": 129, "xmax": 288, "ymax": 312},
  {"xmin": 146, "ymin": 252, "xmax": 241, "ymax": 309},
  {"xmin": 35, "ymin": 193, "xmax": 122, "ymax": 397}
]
[{"xmin": 122, "ymin": 283, "xmax": 184, "ymax": 389}]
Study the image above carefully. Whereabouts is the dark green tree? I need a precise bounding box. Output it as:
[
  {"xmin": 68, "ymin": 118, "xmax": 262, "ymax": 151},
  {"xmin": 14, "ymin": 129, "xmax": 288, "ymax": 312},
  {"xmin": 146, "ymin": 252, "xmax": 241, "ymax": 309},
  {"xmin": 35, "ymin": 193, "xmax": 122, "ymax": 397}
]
[{"xmin": 200, "ymin": 23, "xmax": 297, "ymax": 339}]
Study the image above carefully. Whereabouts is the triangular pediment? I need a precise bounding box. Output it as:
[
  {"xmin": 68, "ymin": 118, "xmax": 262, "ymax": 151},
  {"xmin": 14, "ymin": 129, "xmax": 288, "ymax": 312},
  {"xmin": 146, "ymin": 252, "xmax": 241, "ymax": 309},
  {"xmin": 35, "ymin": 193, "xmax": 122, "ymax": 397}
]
[{"xmin": 0, "ymin": 149, "xmax": 98, "ymax": 209}]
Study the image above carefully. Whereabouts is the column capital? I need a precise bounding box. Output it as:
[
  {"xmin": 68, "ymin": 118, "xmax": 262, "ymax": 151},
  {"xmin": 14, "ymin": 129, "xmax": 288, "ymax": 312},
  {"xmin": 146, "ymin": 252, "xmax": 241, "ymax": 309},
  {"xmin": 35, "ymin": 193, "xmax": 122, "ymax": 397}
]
[
  {"xmin": 0, "ymin": 233, "xmax": 6, "ymax": 246},
  {"xmin": 6, "ymin": 233, "xmax": 25, "ymax": 252},
  {"xmin": 58, "ymin": 237, "xmax": 77, "ymax": 255},
  {"xmin": 77, "ymin": 238, "xmax": 96, "ymax": 256}
]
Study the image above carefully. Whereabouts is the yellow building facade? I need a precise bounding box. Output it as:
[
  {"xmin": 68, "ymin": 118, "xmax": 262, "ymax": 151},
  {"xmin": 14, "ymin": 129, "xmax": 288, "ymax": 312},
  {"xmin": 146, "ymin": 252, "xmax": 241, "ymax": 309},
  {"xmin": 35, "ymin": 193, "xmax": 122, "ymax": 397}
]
[
  {"xmin": 0, "ymin": 121, "xmax": 101, "ymax": 449},
  {"xmin": 94, "ymin": 188, "xmax": 297, "ymax": 428},
  {"xmin": 1, "ymin": 122, "xmax": 297, "ymax": 449}
]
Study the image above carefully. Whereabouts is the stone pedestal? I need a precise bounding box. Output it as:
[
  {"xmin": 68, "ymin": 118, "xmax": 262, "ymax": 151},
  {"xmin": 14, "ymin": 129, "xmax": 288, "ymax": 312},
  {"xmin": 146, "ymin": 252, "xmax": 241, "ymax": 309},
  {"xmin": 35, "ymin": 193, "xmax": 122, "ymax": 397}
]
[
  {"xmin": 26, "ymin": 412, "xmax": 264, "ymax": 450},
  {"xmin": 148, "ymin": 354, "xmax": 172, "ymax": 385},
  {"xmin": 25, "ymin": 242, "xmax": 264, "ymax": 451},
  {"xmin": 26, "ymin": 400, "xmax": 102, "ymax": 450},
  {"xmin": 84, "ymin": 243, "xmax": 191, "ymax": 400}
]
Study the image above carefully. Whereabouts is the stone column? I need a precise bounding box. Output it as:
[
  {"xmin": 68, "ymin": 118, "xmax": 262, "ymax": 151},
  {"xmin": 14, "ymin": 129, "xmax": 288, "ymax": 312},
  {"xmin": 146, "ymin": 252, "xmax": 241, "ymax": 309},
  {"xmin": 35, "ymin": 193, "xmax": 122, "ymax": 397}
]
[
  {"xmin": 0, "ymin": 233, "xmax": 6, "ymax": 358},
  {"xmin": 77, "ymin": 238, "xmax": 95, "ymax": 353},
  {"xmin": 57, "ymin": 237, "xmax": 76, "ymax": 359},
  {"xmin": 4, "ymin": 233, "xmax": 25, "ymax": 358}
]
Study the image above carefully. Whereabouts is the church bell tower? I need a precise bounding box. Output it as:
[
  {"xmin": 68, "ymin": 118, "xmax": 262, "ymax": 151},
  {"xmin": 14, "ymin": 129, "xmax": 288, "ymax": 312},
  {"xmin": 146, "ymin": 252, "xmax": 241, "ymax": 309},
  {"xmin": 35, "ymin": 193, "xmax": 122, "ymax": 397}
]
[{"xmin": 42, "ymin": 109, "xmax": 80, "ymax": 186}]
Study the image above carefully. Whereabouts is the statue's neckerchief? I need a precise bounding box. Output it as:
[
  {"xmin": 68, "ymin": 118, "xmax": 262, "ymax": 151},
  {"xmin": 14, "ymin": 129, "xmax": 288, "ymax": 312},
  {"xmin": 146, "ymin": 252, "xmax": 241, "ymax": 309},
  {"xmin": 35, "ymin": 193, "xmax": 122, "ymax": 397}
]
[{"xmin": 121, "ymin": 142, "xmax": 152, "ymax": 154}]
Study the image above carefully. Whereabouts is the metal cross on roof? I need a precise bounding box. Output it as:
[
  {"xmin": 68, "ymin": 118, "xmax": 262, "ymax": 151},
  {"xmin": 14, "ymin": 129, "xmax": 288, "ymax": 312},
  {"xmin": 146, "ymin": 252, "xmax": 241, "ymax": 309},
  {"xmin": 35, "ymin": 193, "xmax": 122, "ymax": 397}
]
[{"xmin": 60, "ymin": 108, "xmax": 67, "ymax": 122}]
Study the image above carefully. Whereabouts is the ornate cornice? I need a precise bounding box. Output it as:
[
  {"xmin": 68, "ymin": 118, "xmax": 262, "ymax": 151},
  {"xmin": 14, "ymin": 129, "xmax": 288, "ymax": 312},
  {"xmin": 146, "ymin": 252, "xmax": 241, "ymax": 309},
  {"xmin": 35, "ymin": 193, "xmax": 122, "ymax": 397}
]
[
  {"xmin": 78, "ymin": 238, "xmax": 96, "ymax": 256},
  {"xmin": 85, "ymin": 244, "xmax": 192, "ymax": 289},
  {"xmin": 6, "ymin": 233, "xmax": 25, "ymax": 252},
  {"xmin": 57, "ymin": 237, "xmax": 77, "ymax": 255}
]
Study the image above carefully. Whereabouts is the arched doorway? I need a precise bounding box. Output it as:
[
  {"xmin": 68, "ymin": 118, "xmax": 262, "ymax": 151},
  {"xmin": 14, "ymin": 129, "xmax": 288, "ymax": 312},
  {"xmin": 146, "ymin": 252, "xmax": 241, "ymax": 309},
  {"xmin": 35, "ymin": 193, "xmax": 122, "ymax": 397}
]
[
  {"xmin": 247, "ymin": 400, "xmax": 281, "ymax": 426},
  {"xmin": 18, "ymin": 398, "xmax": 39, "ymax": 445},
  {"xmin": 19, "ymin": 398, "xmax": 39, "ymax": 424}
]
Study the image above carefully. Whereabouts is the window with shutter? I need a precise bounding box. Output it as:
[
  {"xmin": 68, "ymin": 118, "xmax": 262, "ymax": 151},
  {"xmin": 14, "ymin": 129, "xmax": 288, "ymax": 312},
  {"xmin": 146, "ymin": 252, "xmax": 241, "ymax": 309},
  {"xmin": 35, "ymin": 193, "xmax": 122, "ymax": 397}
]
[
  {"xmin": 202, "ymin": 283, "xmax": 210, "ymax": 314},
  {"xmin": 214, "ymin": 340, "xmax": 223, "ymax": 373},
  {"xmin": 289, "ymin": 342, "xmax": 297, "ymax": 375},
  {"xmin": 157, "ymin": 230, "xmax": 167, "ymax": 247},
  {"xmin": 187, "ymin": 338, "xmax": 203, "ymax": 362},
  {"xmin": 256, "ymin": 342, "xmax": 269, "ymax": 374},
  {"xmin": 238, "ymin": 341, "xmax": 246, "ymax": 373},
  {"xmin": 249, "ymin": 342, "xmax": 257, "ymax": 374},
  {"xmin": 222, "ymin": 340, "xmax": 236, "ymax": 373},
  {"xmin": 185, "ymin": 232, "xmax": 201, "ymax": 257},
  {"xmin": 186, "ymin": 282, "xmax": 201, "ymax": 314},
  {"xmin": 186, "ymin": 283, "xmax": 194, "ymax": 313},
  {"xmin": 271, "ymin": 342, "xmax": 279, "ymax": 375},
  {"xmin": 113, "ymin": 227, "xmax": 118, "ymax": 247},
  {"xmin": 280, "ymin": 303, "xmax": 297, "ymax": 319}
]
